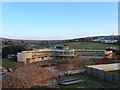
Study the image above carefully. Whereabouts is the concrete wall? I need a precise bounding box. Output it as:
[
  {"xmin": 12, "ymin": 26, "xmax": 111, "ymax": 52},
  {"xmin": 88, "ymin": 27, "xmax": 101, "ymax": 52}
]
[
  {"xmin": 85, "ymin": 63, "xmax": 120, "ymax": 85},
  {"xmin": 85, "ymin": 67, "xmax": 120, "ymax": 85},
  {"xmin": 87, "ymin": 63, "xmax": 120, "ymax": 71},
  {"xmin": 17, "ymin": 52, "xmax": 25, "ymax": 63},
  {"xmin": 17, "ymin": 52, "xmax": 33, "ymax": 63}
]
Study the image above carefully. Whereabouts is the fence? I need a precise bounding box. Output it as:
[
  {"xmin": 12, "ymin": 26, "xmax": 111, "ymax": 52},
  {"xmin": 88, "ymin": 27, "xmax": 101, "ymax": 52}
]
[{"xmin": 85, "ymin": 63, "xmax": 120, "ymax": 85}]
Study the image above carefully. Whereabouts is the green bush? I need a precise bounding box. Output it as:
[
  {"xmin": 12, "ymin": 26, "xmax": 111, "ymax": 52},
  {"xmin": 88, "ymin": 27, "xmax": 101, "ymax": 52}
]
[{"xmin": 2, "ymin": 45, "xmax": 26, "ymax": 58}]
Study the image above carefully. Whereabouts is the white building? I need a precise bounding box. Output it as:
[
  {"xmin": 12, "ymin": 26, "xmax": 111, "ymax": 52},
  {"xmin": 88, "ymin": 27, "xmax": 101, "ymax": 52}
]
[{"xmin": 103, "ymin": 39, "xmax": 118, "ymax": 44}]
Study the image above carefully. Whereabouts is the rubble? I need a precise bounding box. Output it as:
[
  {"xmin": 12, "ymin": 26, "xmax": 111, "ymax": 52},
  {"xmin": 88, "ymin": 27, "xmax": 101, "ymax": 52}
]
[
  {"xmin": 55, "ymin": 59, "xmax": 96, "ymax": 71},
  {"xmin": 2, "ymin": 59, "xmax": 96, "ymax": 88},
  {"xmin": 7, "ymin": 68, "xmax": 13, "ymax": 72},
  {"xmin": 2, "ymin": 62, "xmax": 58, "ymax": 88}
]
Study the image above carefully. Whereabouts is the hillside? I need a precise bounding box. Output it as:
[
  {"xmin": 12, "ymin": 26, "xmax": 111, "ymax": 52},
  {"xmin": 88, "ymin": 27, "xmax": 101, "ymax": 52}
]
[{"xmin": 63, "ymin": 42, "xmax": 118, "ymax": 50}]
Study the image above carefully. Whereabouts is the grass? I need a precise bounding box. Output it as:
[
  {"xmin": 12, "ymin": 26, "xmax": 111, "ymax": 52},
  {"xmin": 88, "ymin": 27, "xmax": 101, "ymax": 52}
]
[
  {"xmin": 56, "ymin": 74, "xmax": 118, "ymax": 88},
  {"xmin": 110, "ymin": 70, "xmax": 120, "ymax": 74},
  {"xmin": 63, "ymin": 42, "xmax": 118, "ymax": 50},
  {"xmin": 26, "ymin": 42, "xmax": 118, "ymax": 50},
  {"xmin": 0, "ymin": 58, "xmax": 23, "ymax": 69}
]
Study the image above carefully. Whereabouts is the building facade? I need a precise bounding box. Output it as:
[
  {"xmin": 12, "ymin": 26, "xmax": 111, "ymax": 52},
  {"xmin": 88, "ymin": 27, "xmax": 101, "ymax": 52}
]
[
  {"xmin": 17, "ymin": 45, "xmax": 113, "ymax": 64},
  {"xmin": 75, "ymin": 50, "xmax": 105, "ymax": 59},
  {"xmin": 17, "ymin": 48, "xmax": 75, "ymax": 64}
]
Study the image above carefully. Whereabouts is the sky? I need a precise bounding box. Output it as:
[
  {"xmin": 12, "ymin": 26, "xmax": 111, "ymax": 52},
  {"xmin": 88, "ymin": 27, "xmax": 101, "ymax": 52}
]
[{"xmin": 2, "ymin": 2, "xmax": 118, "ymax": 40}]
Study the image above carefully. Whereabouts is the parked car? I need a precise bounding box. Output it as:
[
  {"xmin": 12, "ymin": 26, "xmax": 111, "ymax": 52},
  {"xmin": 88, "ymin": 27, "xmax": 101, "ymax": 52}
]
[{"xmin": 7, "ymin": 54, "xmax": 17, "ymax": 61}]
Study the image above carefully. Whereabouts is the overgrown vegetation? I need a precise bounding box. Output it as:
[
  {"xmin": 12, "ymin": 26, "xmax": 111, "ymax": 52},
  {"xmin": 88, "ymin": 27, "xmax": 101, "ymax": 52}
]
[
  {"xmin": 2, "ymin": 45, "xmax": 31, "ymax": 58},
  {"xmin": 0, "ymin": 57, "xmax": 23, "ymax": 69}
]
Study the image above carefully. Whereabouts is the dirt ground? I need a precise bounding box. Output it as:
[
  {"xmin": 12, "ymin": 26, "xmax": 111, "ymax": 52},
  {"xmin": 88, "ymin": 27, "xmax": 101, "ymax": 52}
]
[
  {"xmin": 2, "ymin": 58, "xmax": 114, "ymax": 88},
  {"xmin": 2, "ymin": 62, "xmax": 58, "ymax": 88}
]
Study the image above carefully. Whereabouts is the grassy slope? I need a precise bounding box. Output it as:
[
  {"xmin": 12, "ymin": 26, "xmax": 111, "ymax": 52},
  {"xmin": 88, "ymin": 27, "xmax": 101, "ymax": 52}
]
[
  {"xmin": 0, "ymin": 58, "xmax": 22, "ymax": 69},
  {"xmin": 63, "ymin": 42, "xmax": 118, "ymax": 50}
]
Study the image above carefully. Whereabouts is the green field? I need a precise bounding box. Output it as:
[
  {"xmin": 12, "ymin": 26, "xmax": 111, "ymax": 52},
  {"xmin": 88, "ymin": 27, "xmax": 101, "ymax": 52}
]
[
  {"xmin": 0, "ymin": 58, "xmax": 23, "ymax": 69},
  {"xmin": 63, "ymin": 42, "xmax": 118, "ymax": 50},
  {"xmin": 26, "ymin": 42, "xmax": 118, "ymax": 50}
]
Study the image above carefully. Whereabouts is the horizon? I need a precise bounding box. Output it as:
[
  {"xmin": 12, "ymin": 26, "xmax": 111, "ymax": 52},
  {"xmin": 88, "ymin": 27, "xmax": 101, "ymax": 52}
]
[
  {"xmin": 2, "ymin": 2, "xmax": 118, "ymax": 40},
  {"xmin": 1, "ymin": 34, "xmax": 119, "ymax": 41}
]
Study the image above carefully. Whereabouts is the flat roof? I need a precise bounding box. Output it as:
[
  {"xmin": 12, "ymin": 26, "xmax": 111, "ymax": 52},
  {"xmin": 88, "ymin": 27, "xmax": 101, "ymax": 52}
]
[{"xmin": 75, "ymin": 50, "xmax": 105, "ymax": 52}]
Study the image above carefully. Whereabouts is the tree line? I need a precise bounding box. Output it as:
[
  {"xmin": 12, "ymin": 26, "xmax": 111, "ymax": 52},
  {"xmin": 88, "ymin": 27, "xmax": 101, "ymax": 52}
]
[{"xmin": 2, "ymin": 45, "xmax": 32, "ymax": 58}]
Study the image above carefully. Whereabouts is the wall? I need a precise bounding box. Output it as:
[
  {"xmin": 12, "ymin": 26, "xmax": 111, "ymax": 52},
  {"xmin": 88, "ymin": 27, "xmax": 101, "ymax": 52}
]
[
  {"xmin": 85, "ymin": 63, "xmax": 120, "ymax": 85},
  {"xmin": 87, "ymin": 63, "xmax": 120, "ymax": 71},
  {"xmin": 75, "ymin": 50, "xmax": 104, "ymax": 59},
  {"xmin": 17, "ymin": 52, "xmax": 25, "ymax": 63}
]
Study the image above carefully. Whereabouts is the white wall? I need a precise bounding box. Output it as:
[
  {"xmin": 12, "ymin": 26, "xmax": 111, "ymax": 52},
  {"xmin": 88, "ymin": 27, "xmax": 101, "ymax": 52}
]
[
  {"xmin": 87, "ymin": 63, "xmax": 120, "ymax": 71},
  {"xmin": 17, "ymin": 52, "xmax": 33, "ymax": 63}
]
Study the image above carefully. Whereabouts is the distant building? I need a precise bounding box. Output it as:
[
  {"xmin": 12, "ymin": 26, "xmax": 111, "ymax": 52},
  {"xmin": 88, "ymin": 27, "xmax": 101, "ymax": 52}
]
[
  {"xmin": 17, "ymin": 45, "xmax": 75, "ymax": 64},
  {"xmin": 92, "ymin": 35, "xmax": 119, "ymax": 44},
  {"xmin": 75, "ymin": 50, "xmax": 105, "ymax": 59},
  {"xmin": 17, "ymin": 44, "xmax": 115, "ymax": 64},
  {"xmin": 102, "ymin": 39, "xmax": 118, "ymax": 44},
  {"xmin": 17, "ymin": 48, "xmax": 53, "ymax": 63}
]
